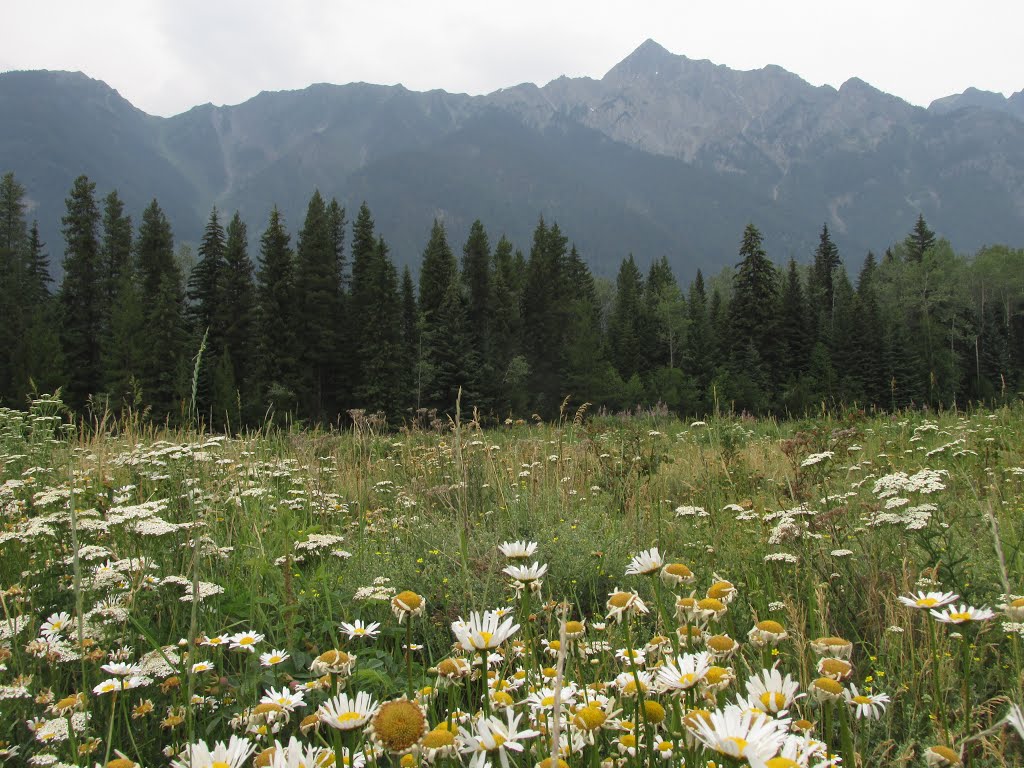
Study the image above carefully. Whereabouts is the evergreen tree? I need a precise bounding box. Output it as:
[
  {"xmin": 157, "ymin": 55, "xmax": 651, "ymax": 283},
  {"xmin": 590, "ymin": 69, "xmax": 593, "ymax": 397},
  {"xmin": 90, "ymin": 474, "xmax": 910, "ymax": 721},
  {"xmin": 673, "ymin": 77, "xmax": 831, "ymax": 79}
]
[
  {"xmin": 728, "ymin": 223, "xmax": 780, "ymax": 408},
  {"xmin": 856, "ymin": 252, "xmax": 886, "ymax": 406},
  {"xmin": 808, "ymin": 223, "xmax": 841, "ymax": 337},
  {"xmin": 59, "ymin": 175, "xmax": 104, "ymax": 410},
  {"xmin": 255, "ymin": 207, "xmax": 298, "ymax": 418},
  {"xmin": 135, "ymin": 200, "xmax": 186, "ymax": 418},
  {"xmin": 399, "ymin": 266, "xmax": 419, "ymax": 411},
  {"xmin": 0, "ymin": 174, "xmax": 28, "ymax": 401},
  {"xmin": 218, "ymin": 212, "xmax": 256, "ymax": 423},
  {"xmin": 187, "ymin": 208, "xmax": 226, "ymax": 340},
  {"xmin": 521, "ymin": 219, "xmax": 571, "ymax": 415},
  {"xmin": 294, "ymin": 191, "xmax": 344, "ymax": 422},
  {"xmin": 419, "ymin": 220, "xmax": 458, "ymax": 324},
  {"xmin": 348, "ymin": 202, "xmax": 378, "ymax": 401},
  {"xmin": 563, "ymin": 246, "xmax": 620, "ymax": 409},
  {"xmin": 608, "ymin": 255, "xmax": 644, "ymax": 379},
  {"xmin": 354, "ymin": 236, "xmax": 403, "ymax": 418},
  {"xmin": 9, "ymin": 223, "xmax": 63, "ymax": 399},
  {"xmin": 425, "ymin": 280, "xmax": 477, "ymax": 411},
  {"xmin": 462, "ymin": 220, "xmax": 492, "ymax": 407},
  {"xmin": 830, "ymin": 269, "xmax": 865, "ymax": 403},
  {"xmin": 100, "ymin": 191, "xmax": 133, "ymax": 324},
  {"xmin": 905, "ymin": 214, "xmax": 936, "ymax": 263},
  {"xmin": 683, "ymin": 271, "xmax": 716, "ymax": 413},
  {"xmin": 490, "ymin": 236, "xmax": 527, "ymax": 416},
  {"xmin": 780, "ymin": 258, "xmax": 811, "ymax": 374}
]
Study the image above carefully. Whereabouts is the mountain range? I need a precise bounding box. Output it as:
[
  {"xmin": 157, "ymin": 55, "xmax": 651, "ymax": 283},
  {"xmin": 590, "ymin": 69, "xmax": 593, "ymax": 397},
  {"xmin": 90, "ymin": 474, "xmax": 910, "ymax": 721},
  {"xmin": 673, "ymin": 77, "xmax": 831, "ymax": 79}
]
[{"xmin": 2, "ymin": 39, "xmax": 1022, "ymax": 279}]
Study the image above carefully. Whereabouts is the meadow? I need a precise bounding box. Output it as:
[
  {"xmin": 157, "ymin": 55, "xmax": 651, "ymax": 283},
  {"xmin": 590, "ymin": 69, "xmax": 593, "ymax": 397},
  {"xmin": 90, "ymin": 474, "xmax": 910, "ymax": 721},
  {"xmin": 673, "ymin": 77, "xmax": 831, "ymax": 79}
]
[{"xmin": 2, "ymin": 396, "xmax": 1024, "ymax": 767}]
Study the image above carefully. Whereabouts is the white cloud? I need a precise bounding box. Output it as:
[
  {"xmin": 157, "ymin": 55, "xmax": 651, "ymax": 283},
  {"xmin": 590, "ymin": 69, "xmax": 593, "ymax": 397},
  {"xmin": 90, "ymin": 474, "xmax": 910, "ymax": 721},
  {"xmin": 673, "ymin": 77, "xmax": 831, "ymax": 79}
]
[{"xmin": 2, "ymin": 0, "xmax": 1021, "ymax": 115}]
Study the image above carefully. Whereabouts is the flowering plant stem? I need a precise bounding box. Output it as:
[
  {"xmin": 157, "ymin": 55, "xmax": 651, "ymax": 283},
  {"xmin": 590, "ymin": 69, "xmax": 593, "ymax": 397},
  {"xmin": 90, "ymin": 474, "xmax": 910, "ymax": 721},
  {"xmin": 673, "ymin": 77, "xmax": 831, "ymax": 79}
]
[{"xmin": 926, "ymin": 617, "xmax": 950, "ymax": 743}]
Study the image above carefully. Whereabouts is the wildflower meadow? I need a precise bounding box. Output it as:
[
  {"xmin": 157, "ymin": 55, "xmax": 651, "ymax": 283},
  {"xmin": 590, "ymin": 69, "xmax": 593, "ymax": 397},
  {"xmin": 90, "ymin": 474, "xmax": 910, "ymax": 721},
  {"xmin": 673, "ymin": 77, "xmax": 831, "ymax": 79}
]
[{"xmin": 2, "ymin": 395, "xmax": 1024, "ymax": 767}]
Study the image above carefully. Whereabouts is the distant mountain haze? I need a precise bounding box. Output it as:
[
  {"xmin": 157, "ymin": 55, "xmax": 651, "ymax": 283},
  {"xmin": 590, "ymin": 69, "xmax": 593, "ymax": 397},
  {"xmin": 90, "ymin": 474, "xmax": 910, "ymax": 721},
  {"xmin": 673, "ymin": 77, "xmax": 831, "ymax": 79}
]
[{"xmin": 2, "ymin": 39, "xmax": 1022, "ymax": 278}]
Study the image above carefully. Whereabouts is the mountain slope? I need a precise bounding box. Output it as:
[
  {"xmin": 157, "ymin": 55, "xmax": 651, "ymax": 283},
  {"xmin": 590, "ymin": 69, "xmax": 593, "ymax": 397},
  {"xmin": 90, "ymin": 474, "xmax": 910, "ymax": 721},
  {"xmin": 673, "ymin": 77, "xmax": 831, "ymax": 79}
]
[{"xmin": 1, "ymin": 43, "xmax": 1022, "ymax": 280}]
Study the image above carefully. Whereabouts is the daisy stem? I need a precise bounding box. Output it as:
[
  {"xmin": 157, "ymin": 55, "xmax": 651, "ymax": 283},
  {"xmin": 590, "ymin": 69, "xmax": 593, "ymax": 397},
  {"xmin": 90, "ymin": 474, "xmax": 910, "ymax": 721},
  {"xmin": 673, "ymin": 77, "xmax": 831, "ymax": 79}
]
[
  {"xmin": 961, "ymin": 628, "xmax": 976, "ymax": 729},
  {"xmin": 821, "ymin": 701, "xmax": 833, "ymax": 759},
  {"xmin": 480, "ymin": 649, "xmax": 491, "ymax": 719},
  {"xmin": 101, "ymin": 690, "xmax": 118, "ymax": 767},
  {"xmin": 406, "ymin": 620, "xmax": 414, "ymax": 697},
  {"xmin": 926, "ymin": 617, "xmax": 950, "ymax": 743},
  {"xmin": 838, "ymin": 698, "xmax": 855, "ymax": 768},
  {"xmin": 121, "ymin": 692, "xmax": 143, "ymax": 765},
  {"xmin": 622, "ymin": 619, "xmax": 650, "ymax": 768}
]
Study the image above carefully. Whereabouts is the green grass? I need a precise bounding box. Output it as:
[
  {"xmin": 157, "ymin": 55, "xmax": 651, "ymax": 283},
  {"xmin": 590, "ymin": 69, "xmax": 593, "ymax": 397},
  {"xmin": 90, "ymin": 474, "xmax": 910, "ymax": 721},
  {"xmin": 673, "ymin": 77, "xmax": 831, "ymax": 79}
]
[{"xmin": 1, "ymin": 398, "xmax": 1023, "ymax": 766}]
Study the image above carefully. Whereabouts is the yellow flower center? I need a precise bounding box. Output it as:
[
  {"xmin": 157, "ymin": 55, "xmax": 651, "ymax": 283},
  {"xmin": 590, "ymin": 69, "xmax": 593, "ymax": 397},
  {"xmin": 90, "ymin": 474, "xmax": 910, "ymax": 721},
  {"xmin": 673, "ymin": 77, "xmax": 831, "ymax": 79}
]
[
  {"xmin": 620, "ymin": 734, "xmax": 637, "ymax": 748},
  {"xmin": 372, "ymin": 699, "xmax": 427, "ymax": 753},
  {"xmin": 643, "ymin": 700, "xmax": 666, "ymax": 723},
  {"xmin": 766, "ymin": 759, "xmax": 802, "ymax": 768},
  {"xmin": 697, "ymin": 598, "xmax": 725, "ymax": 612},
  {"xmin": 706, "ymin": 667, "xmax": 729, "ymax": 685},
  {"xmin": 609, "ymin": 592, "xmax": 632, "ymax": 608},
  {"xmin": 678, "ymin": 673, "xmax": 697, "ymax": 687},
  {"xmin": 541, "ymin": 695, "xmax": 555, "ymax": 707},
  {"xmin": 336, "ymin": 711, "xmax": 364, "ymax": 724},
  {"xmin": 492, "ymin": 691, "xmax": 514, "ymax": 706},
  {"xmin": 813, "ymin": 678, "xmax": 844, "ymax": 695},
  {"xmin": 212, "ymin": 762, "xmax": 231, "ymax": 768},
  {"xmin": 760, "ymin": 691, "xmax": 786, "ymax": 710},
  {"xmin": 573, "ymin": 705, "xmax": 607, "ymax": 730},
  {"xmin": 490, "ymin": 733, "xmax": 507, "ymax": 750},
  {"xmin": 565, "ymin": 621, "xmax": 585, "ymax": 635},
  {"xmin": 723, "ymin": 736, "xmax": 749, "ymax": 755},
  {"xmin": 423, "ymin": 728, "xmax": 456, "ymax": 749},
  {"xmin": 395, "ymin": 591, "xmax": 423, "ymax": 610},
  {"xmin": 917, "ymin": 597, "xmax": 938, "ymax": 607},
  {"xmin": 948, "ymin": 612, "xmax": 972, "ymax": 622},
  {"xmin": 756, "ymin": 620, "xmax": 785, "ymax": 634},
  {"xmin": 852, "ymin": 695, "xmax": 872, "ymax": 705},
  {"xmin": 476, "ymin": 631, "xmax": 494, "ymax": 647},
  {"xmin": 707, "ymin": 582, "xmax": 734, "ymax": 600}
]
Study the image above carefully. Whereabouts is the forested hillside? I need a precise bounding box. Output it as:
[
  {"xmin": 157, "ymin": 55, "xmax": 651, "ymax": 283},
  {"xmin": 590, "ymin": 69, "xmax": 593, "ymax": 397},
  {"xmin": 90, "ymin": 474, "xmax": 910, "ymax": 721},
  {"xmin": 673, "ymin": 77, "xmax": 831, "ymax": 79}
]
[{"xmin": 2, "ymin": 172, "xmax": 1022, "ymax": 426}]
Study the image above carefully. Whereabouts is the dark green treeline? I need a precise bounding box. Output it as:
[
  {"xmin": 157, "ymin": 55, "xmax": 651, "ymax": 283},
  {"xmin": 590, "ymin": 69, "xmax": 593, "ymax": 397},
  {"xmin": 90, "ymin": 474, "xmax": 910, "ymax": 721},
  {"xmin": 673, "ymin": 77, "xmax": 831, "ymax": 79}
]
[{"xmin": 2, "ymin": 172, "xmax": 1023, "ymax": 427}]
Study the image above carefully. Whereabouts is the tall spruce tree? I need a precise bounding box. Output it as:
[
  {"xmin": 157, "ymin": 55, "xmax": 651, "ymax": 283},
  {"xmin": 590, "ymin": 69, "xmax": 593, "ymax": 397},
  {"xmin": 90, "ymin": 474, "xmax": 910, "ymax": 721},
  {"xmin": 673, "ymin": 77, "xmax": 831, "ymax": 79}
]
[
  {"xmin": 856, "ymin": 253, "xmax": 886, "ymax": 406},
  {"xmin": 608, "ymin": 255, "xmax": 644, "ymax": 379},
  {"xmin": 135, "ymin": 200, "xmax": 186, "ymax": 419},
  {"xmin": 255, "ymin": 207, "xmax": 298, "ymax": 418},
  {"xmin": 348, "ymin": 202, "xmax": 377, "ymax": 402},
  {"xmin": 808, "ymin": 223, "xmax": 841, "ymax": 337},
  {"xmin": 461, "ymin": 220, "xmax": 492, "ymax": 407},
  {"xmin": 490, "ymin": 236, "xmax": 527, "ymax": 416},
  {"xmin": 728, "ymin": 224, "xmax": 780, "ymax": 407},
  {"xmin": 10, "ymin": 223, "xmax": 63, "ymax": 399},
  {"xmin": 218, "ymin": 212, "xmax": 256, "ymax": 424},
  {"xmin": 59, "ymin": 175, "xmax": 105, "ymax": 410},
  {"xmin": 0, "ymin": 173, "xmax": 29, "ymax": 401},
  {"xmin": 399, "ymin": 266, "xmax": 419, "ymax": 411},
  {"xmin": 418, "ymin": 220, "xmax": 464, "ymax": 411},
  {"xmin": 780, "ymin": 259, "xmax": 811, "ymax": 374},
  {"xmin": 521, "ymin": 219, "xmax": 571, "ymax": 415},
  {"xmin": 294, "ymin": 191, "xmax": 343, "ymax": 422},
  {"xmin": 188, "ymin": 208, "xmax": 226, "ymax": 340},
  {"xmin": 684, "ymin": 271, "xmax": 716, "ymax": 412},
  {"xmin": 354, "ymin": 236, "xmax": 403, "ymax": 418},
  {"xmin": 905, "ymin": 214, "xmax": 936, "ymax": 263}
]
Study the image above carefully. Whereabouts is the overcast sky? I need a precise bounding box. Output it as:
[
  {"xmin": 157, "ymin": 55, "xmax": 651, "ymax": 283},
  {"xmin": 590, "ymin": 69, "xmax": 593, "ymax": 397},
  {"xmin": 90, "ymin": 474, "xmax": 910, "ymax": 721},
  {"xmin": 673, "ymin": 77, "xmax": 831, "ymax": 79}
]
[{"xmin": 3, "ymin": 1, "xmax": 1022, "ymax": 117}]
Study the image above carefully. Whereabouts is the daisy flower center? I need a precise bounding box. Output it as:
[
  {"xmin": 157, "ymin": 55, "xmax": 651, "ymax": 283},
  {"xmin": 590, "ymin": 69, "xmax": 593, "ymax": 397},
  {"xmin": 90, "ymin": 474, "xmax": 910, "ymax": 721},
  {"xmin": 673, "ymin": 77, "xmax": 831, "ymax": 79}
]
[{"xmin": 723, "ymin": 736, "xmax": 749, "ymax": 755}]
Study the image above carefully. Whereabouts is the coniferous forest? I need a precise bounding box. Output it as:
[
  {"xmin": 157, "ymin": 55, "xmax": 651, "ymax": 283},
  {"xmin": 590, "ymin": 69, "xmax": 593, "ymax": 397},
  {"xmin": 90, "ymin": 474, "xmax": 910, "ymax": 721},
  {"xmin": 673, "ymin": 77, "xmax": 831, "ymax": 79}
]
[{"xmin": 2, "ymin": 170, "xmax": 1023, "ymax": 428}]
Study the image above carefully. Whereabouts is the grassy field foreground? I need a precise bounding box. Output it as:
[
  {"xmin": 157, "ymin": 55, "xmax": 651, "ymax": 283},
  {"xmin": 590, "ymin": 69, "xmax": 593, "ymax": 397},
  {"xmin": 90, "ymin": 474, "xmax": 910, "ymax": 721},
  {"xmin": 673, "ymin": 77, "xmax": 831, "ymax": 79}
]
[{"xmin": 2, "ymin": 398, "xmax": 1024, "ymax": 767}]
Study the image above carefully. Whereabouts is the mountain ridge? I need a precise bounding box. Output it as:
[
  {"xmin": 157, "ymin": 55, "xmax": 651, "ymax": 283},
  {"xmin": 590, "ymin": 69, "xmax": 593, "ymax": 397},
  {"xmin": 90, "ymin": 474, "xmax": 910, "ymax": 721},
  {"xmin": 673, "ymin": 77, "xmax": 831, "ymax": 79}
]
[{"xmin": 2, "ymin": 41, "xmax": 1022, "ymax": 279}]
